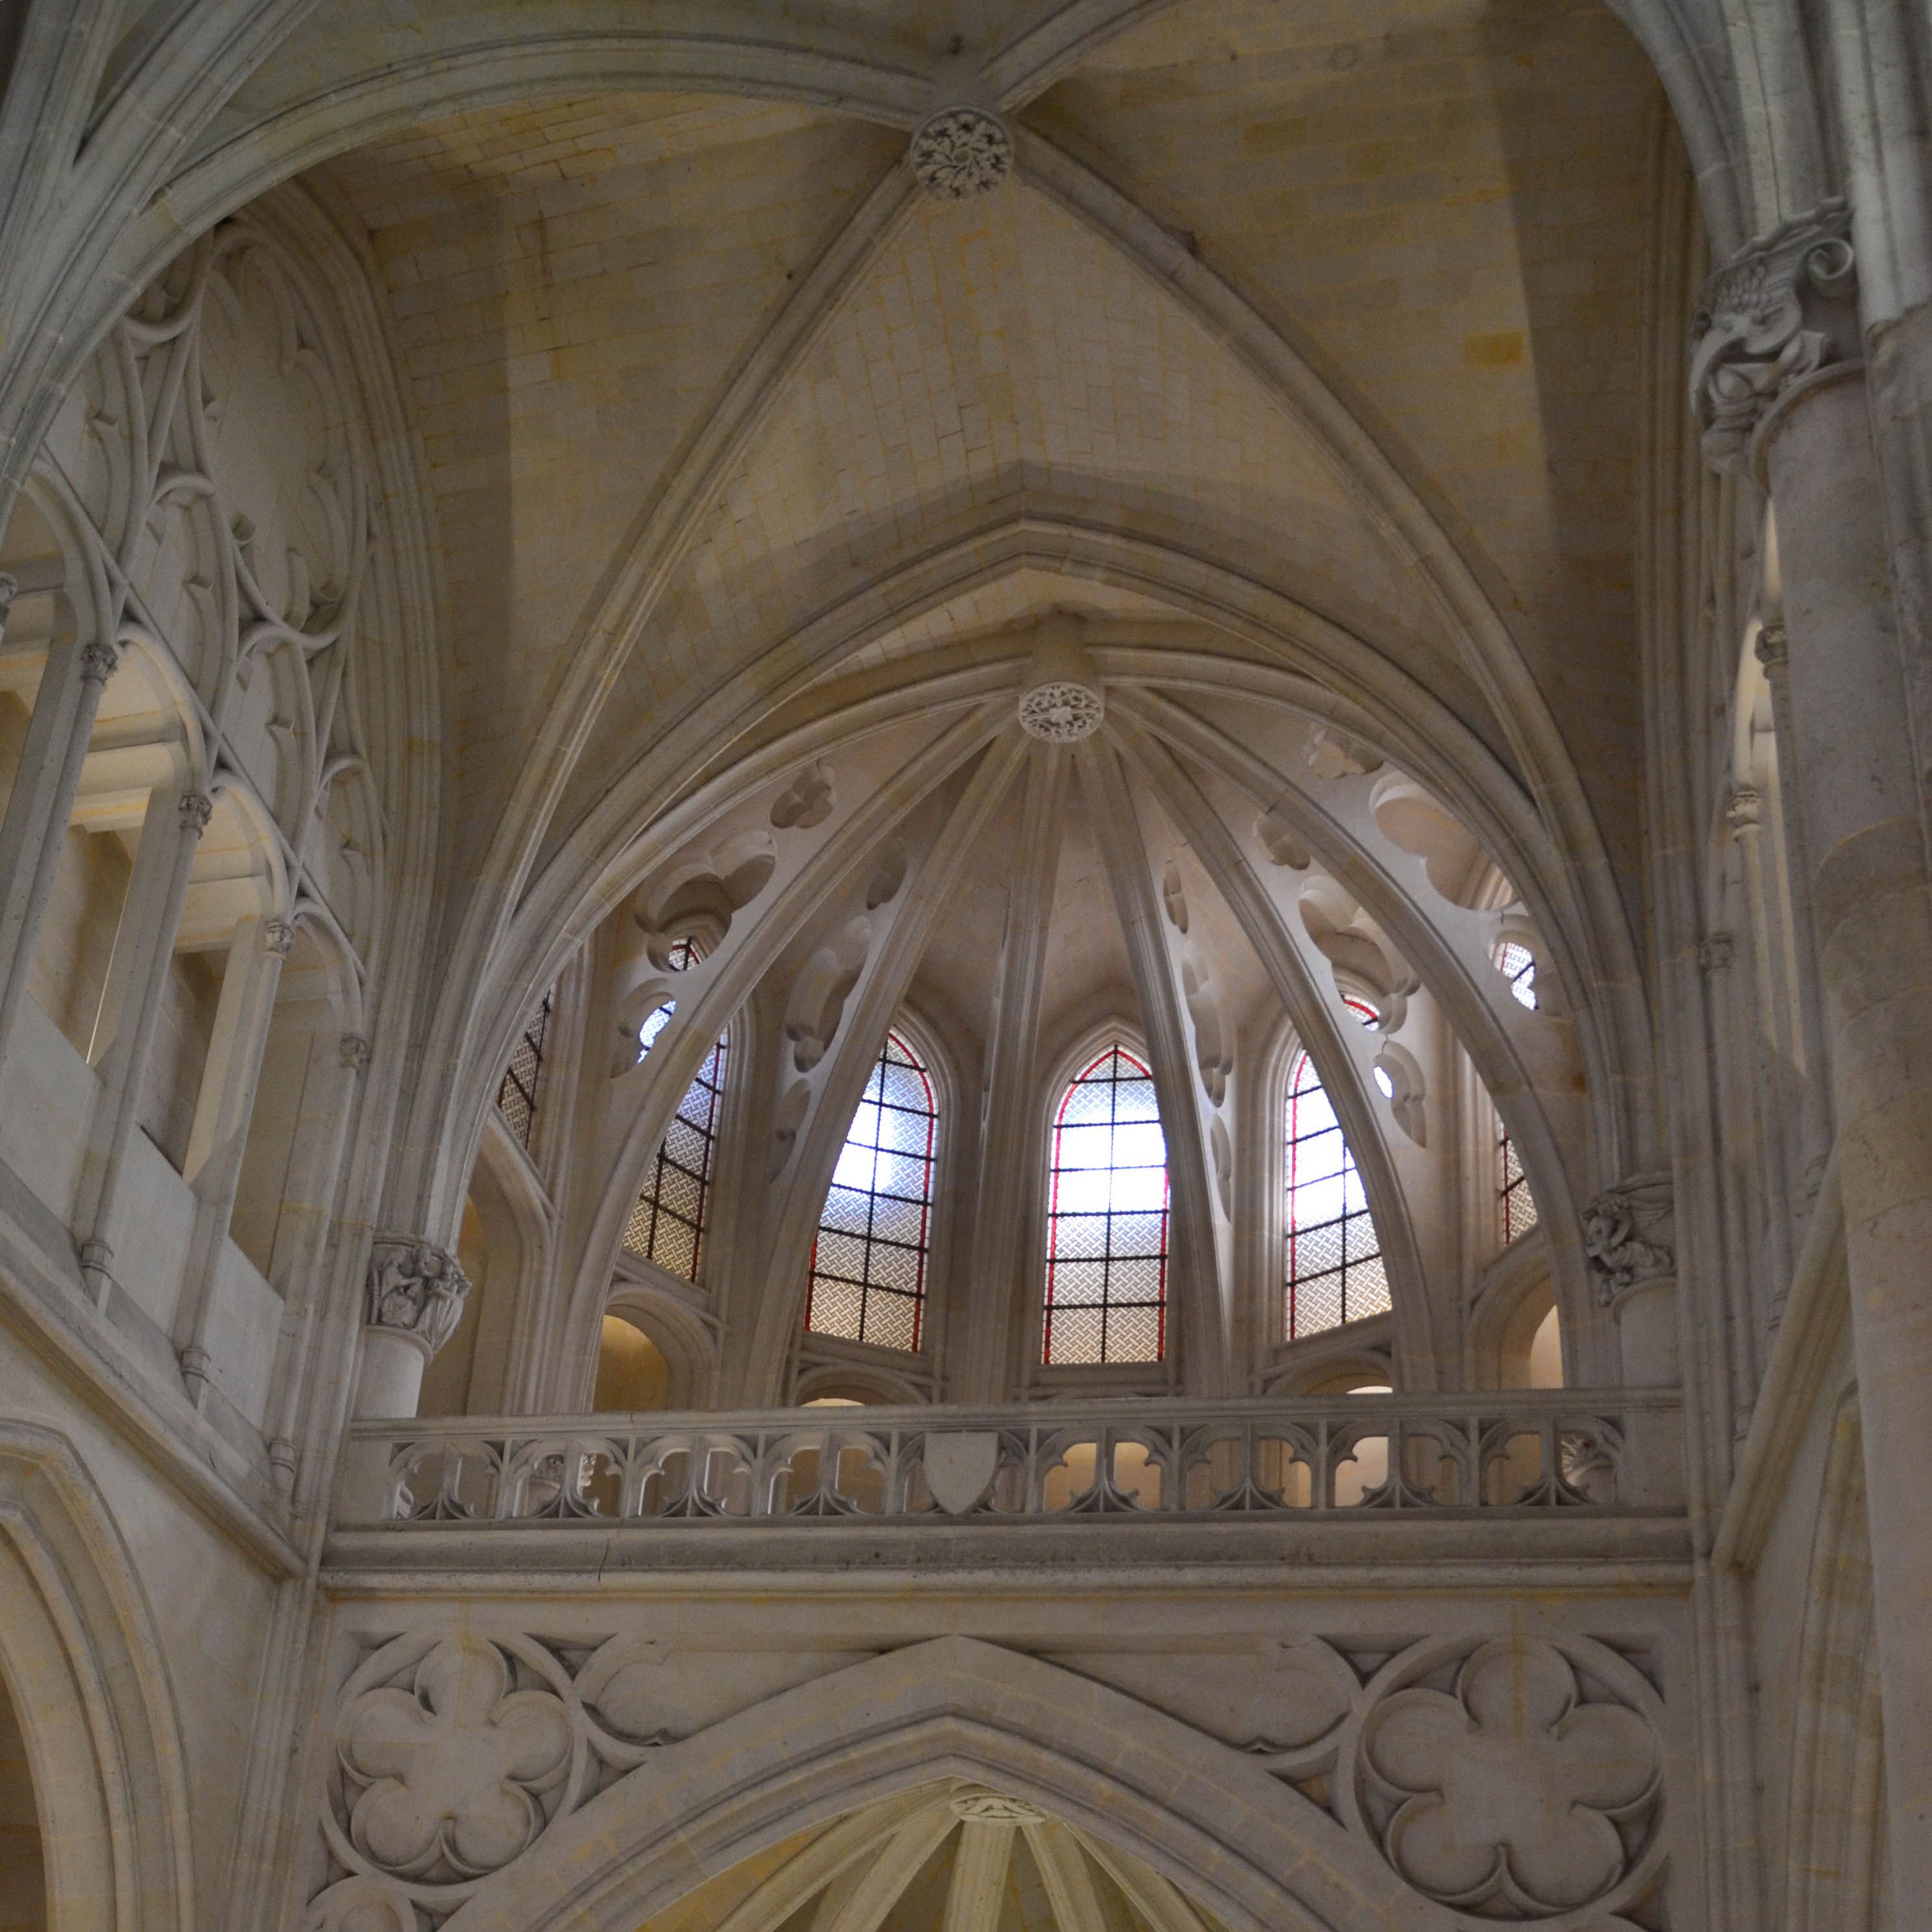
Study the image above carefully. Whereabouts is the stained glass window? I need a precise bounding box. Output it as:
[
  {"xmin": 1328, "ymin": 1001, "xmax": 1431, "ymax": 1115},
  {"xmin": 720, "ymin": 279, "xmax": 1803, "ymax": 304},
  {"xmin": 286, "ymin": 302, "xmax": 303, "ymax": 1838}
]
[
  {"xmin": 806, "ymin": 1032, "xmax": 937, "ymax": 1352},
  {"xmin": 1043, "ymin": 1045, "xmax": 1169, "ymax": 1365},
  {"xmin": 625, "ymin": 1007, "xmax": 729, "ymax": 1281},
  {"xmin": 496, "ymin": 983, "xmax": 555, "ymax": 1149},
  {"xmin": 1499, "ymin": 1105, "xmax": 1538, "ymax": 1244},
  {"xmin": 1285, "ymin": 1046, "xmax": 1388, "ymax": 1337}
]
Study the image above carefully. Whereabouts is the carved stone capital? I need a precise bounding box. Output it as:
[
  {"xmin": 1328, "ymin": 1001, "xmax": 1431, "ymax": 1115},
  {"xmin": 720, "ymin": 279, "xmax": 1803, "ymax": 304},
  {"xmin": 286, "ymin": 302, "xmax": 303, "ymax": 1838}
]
[
  {"xmin": 364, "ymin": 1235, "xmax": 470, "ymax": 1359},
  {"xmin": 1698, "ymin": 931, "xmax": 1735, "ymax": 973},
  {"xmin": 910, "ymin": 107, "xmax": 1013, "ymax": 199},
  {"xmin": 177, "ymin": 789, "xmax": 214, "ymax": 835},
  {"xmin": 263, "ymin": 917, "xmax": 297, "ymax": 956},
  {"xmin": 1725, "ymin": 785, "xmax": 1763, "ymax": 833},
  {"xmin": 1582, "ymin": 1174, "xmax": 1675, "ymax": 1308},
  {"xmin": 78, "ymin": 639, "xmax": 121, "ymax": 686},
  {"xmin": 1753, "ymin": 621, "xmax": 1789, "ymax": 673},
  {"xmin": 339, "ymin": 1032, "xmax": 371, "ymax": 1072},
  {"xmin": 1689, "ymin": 201, "xmax": 1858, "ymax": 473}
]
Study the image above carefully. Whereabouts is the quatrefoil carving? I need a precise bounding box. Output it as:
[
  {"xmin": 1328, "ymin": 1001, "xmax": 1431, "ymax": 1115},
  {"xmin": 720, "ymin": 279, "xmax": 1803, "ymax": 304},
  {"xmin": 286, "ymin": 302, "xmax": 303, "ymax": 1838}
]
[
  {"xmin": 1362, "ymin": 1637, "xmax": 1659, "ymax": 1916},
  {"xmin": 337, "ymin": 1636, "xmax": 572, "ymax": 1882}
]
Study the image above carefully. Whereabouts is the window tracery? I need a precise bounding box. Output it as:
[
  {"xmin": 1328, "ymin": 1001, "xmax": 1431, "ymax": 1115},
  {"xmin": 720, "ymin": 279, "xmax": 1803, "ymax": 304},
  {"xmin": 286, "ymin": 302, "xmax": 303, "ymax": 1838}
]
[
  {"xmin": 805, "ymin": 1031, "xmax": 937, "ymax": 1352},
  {"xmin": 636, "ymin": 936, "xmax": 701, "ymax": 1061},
  {"xmin": 1043, "ymin": 1044, "xmax": 1169, "ymax": 1365}
]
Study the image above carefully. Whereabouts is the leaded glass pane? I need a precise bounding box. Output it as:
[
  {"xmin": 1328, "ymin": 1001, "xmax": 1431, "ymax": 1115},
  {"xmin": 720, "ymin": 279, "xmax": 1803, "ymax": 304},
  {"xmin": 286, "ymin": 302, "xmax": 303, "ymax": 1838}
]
[
  {"xmin": 626, "ymin": 1012, "xmax": 729, "ymax": 1282},
  {"xmin": 1284, "ymin": 1049, "xmax": 1384, "ymax": 1339},
  {"xmin": 1043, "ymin": 1045, "xmax": 1171, "ymax": 1365},
  {"xmin": 806, "ymin": 1030, "xmax": 937, "ymax": 1354}
]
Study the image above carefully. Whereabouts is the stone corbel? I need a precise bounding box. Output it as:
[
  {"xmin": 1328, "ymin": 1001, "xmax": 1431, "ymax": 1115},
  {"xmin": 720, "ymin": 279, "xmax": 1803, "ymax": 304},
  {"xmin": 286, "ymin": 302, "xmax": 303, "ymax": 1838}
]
[
  {"xmin": 363, "ymin": 1235, "xmax": 471, "ymax": 1360},
  {"xmin": 1582, "ymin": 1174, "xmax": 1675, "ymax": 1309},
  {"xmin": 1689, "ymin": 200, "xmax": 1859, "ymax": 477}
]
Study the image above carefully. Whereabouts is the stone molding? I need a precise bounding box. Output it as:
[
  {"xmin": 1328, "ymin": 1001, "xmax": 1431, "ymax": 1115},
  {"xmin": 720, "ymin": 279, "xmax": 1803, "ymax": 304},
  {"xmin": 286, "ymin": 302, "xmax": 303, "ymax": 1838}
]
[
  {"xmin": 1582, "ymin": 1174, "xmax": 1675, "ymax": 1308},
  {"xmin": 308, "ymin": 1627, "xmax": 1667, "ymax": 1930},
  {"xmin": 909, "ymin": 106, "xmax": 1013, "ymax": 199},
  {"xmin": 1689, "ymin": 200, "xmax": 1859, "ymax": 473},
  {"xmin": 364, "ymin": 1236, "xmax": 471, "ymax": 1360}
]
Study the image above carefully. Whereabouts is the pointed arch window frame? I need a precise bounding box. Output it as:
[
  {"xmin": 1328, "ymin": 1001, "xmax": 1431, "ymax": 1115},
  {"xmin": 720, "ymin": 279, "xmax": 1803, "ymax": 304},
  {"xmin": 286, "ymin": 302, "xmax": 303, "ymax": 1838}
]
[
  {"xmin": 624, "ymin": 938, "xmax": 729, "ymax": 1283},
  {"xmin": 496, "ymin": 981, "xmax": 555, "ymax": 1149},
  {"xmin": 1283, "ymin": 1009, "xmax": 1390, "ymax": 1341},
  {"xmin": 1043, "ymin": 1041, "xmax": 1171, "ymax": 1367},
  {"xmin": 805, "ymin": 1028, "xmax": 940, "ymax": 1354}
]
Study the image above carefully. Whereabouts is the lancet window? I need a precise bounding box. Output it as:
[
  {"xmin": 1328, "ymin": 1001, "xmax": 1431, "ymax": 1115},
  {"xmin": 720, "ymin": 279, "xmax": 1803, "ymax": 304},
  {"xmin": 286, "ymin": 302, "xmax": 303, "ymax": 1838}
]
[
  {"xmin": 1283, "ymin": 1045, "xmax": 1389, "ymax": 1337},
  {"xmin": 805, "ymin": 1031, "xmax": 938, "ymax": 1352},
  {"xmin": 1499, "ymin": 1105, "xmax": 1538, "ymax": 1244},
  {"xmin": 625, "ymin": 970, "xmax": 729, "ymax": 1283},
  {"xmin": 496, "ymin": 983, "xmax": 555, "ymax": 1149},
  {"xmin": 1043, "ymin": 1044, "xmax": 1169, "ymax": 1365}
]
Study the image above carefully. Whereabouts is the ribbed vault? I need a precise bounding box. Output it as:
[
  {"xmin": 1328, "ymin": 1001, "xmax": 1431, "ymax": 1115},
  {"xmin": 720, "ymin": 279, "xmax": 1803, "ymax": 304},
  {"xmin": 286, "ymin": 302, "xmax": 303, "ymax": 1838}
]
[
  {"xmin": 535, "ymin": 601, "xmax": 1609, "ymax": 1407},
  {"xmin": 630, "ymin": 1784, "xmax": 1233, "ymax": 1932}
]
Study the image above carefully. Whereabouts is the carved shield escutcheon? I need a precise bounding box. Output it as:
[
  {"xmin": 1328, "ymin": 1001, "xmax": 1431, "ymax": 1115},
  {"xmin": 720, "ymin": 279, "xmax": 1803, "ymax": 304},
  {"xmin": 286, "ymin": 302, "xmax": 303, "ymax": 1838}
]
[{"xmin": 924, "ymin": 1431, "xmax": 999, "ymax": 1515}]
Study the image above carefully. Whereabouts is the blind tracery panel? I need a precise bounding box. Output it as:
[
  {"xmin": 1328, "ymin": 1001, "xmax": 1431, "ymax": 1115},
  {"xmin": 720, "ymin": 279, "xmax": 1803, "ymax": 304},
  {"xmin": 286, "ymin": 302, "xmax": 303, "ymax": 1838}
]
[
  {"xmin": 496, "ymin": 983, "xmax": 555, "ymax": 1149},
  {"xmin": 1284, "ymin": 1047, "xmax": 1388, "ymax": 1337},
  {"xmin": 1044, "ymin": 1045, "xmax": 1169, "ymax": 1365},
  {"xmin": 806, "ymin": 1031, "xmax": 937, "ymax": 1352},
  {"xmin": 625, "ymin": 1024, "xmax": 729, "ymax": 1281}
]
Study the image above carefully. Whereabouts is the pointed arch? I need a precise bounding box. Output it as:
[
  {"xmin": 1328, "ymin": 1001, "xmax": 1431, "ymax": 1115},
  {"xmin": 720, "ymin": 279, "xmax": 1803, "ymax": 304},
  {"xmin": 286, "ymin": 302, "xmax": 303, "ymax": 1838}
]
[
  {"xmin": 0, "ymin": 1423, "xmax": 195, "ymax": 1932},
  {"xmin": 432, "ymin": 1636, "xmax": 1457, "ymax": 1932},
  {"xmin": 1043, "ymin": 1043, "xmax": 1171, "ymax": 1367},
  {"xmin": 1282, "ymin": 1029, "xmax": 1390, "ymax": 1340},
  {"xmin": 626, "ymin": 1018, "xmax": 731, "ymax": 1285},
  {"xmin": 805, "ymin": 1028, "xmax": 938, "ymax": 1354}
]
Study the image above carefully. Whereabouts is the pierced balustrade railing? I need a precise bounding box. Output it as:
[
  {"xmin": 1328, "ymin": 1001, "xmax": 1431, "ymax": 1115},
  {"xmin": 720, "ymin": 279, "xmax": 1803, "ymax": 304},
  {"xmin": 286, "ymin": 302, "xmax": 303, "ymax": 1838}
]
[{"xmin": 338, "ymin": 1390, "xmax": 1681, "ymax": 1528}]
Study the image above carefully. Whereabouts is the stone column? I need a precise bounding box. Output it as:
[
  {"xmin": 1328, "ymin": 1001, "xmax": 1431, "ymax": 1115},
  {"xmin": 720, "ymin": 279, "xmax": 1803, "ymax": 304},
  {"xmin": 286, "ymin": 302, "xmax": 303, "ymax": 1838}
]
[
  {"xmin": 0, "ymin": 625, "xmax": 120, "ymax": 1072},
  {"xmin": 1582, "ymin": 1175, "xmax": 1680, "ymax": 1505},
  {"xmin": 356, "ymin": 1235, "xmax": 471, "ymax": 1418},
  {"xmin": 175, "ymin": 916, "xmax": 294, "ymax": 1407},
  {"xmin": 74, "ymin": 785, "xmax": 211, "ymax": 1304},
  {"xmin": 1748, "ymin": 623, "xmax": 1836, "ymax": 1209},
  {"xmin": 1694, "ymin": 202, "xmax": 1932, "ymax": 1896}
]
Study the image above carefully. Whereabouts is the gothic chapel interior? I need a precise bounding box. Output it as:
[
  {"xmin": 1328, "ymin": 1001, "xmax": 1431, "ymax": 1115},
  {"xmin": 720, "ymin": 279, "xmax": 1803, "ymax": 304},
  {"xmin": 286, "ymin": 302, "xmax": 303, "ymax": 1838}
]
[{"xmin": 0, "ymin": 1, "xmax": 1929, "ymax": 1927}]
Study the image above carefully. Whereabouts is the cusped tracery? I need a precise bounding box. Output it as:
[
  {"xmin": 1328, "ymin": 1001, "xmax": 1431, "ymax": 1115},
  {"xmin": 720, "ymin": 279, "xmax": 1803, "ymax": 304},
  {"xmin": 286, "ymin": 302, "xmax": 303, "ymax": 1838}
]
[{"xmin": 1362, "ymin": 1637, "xmax": 1660, "ymax": 1918}]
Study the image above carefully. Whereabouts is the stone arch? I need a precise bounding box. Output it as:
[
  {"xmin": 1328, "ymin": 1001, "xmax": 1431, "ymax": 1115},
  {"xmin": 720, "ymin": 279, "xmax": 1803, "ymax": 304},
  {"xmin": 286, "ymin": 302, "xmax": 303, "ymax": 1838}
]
[
  {"xmin": 433, "ymin": 1636, "xmax": 1449, "ymax": 1932},
  {"xmin": 0, "ymin": 1423, "xmax": 194, "ymax": 1932},
  {"xmin": 427, "ymin": 518, "xmax": 1642, "ymax": 1273}
]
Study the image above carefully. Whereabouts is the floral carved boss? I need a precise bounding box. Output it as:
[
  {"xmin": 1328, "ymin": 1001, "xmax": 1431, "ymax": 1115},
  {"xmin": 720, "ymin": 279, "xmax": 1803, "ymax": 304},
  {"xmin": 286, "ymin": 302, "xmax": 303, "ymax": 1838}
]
[{"xmin": 1360, "ymin": 1637, "xmax": 1661, "ymax": 1919}]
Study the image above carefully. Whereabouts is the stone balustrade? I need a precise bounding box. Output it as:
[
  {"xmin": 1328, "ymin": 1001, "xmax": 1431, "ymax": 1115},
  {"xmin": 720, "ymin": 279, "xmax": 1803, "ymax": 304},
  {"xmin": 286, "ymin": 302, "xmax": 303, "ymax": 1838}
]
[{"xmin": 337, "ymin": 1389, "xmax": 1683, "ymax": 1529}]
